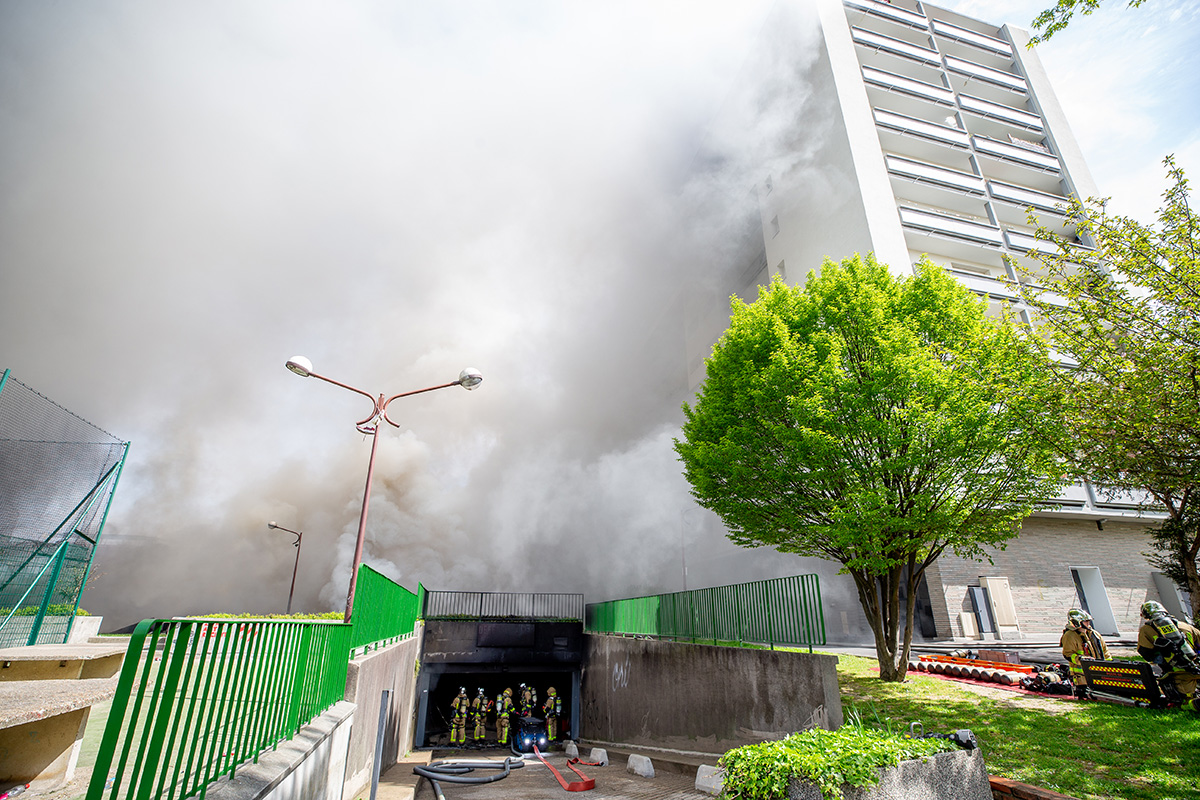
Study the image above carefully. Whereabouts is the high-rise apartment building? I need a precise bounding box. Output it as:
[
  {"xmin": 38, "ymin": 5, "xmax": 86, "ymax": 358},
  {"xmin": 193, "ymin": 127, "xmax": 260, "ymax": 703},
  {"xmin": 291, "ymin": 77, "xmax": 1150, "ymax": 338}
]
[{"xmin": 677, "ymin": 0, "xmax": 1188, "ymax": 641}]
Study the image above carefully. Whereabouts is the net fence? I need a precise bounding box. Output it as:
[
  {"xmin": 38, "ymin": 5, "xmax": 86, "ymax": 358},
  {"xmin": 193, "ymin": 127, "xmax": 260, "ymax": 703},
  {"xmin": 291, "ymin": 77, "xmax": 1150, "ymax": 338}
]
[{"xmin": 0, "ymin": 370, "xmax": 128, "ymax": 647}]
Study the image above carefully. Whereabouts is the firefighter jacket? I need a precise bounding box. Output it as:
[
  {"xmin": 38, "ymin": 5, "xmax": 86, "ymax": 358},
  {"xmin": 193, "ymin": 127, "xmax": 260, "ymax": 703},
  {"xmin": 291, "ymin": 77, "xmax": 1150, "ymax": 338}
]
[
  {"xmin": 1060, "ymin": 625, "xmax": 1110, "ymax": 685},
  {"xmin": 451, "ymin": 693, "xmax": 469, "ymax": 721},
  {"xmin": 1138, "ymin": 618, "xmax": 1200, "ymax": 697}
]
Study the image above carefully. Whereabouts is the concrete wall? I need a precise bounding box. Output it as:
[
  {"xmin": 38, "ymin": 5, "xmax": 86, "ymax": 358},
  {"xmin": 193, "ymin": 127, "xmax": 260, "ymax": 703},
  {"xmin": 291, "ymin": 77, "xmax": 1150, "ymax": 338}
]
[
  {"xmin": 204, "ymin": 702, "xmax": 354, "ymax": 800},
  {"xmin": 581, "ymin": 634, "xmax": 841, "ymax": 755},
  {"xmin": 927, "ymin": 517, "xmax": 1159, "ymax": 639},
  {"xmin": 341, "ymin": 626, "xmax": 424, "ymax": 800}
]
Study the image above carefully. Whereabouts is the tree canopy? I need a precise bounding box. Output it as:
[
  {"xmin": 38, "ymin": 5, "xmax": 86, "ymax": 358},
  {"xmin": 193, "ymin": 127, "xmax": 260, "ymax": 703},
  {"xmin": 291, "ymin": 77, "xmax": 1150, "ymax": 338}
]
[
  {"xmin": 676, "ymin": 254, "xmax": 1066, "ymax": 680},
  {"xmin": 1029, "ymin": 0, "xmax": 1147, "ymax": 45},
  {"xmin": 1021, "ymin": 156, "xmax": 1200, "ymax": 618}
]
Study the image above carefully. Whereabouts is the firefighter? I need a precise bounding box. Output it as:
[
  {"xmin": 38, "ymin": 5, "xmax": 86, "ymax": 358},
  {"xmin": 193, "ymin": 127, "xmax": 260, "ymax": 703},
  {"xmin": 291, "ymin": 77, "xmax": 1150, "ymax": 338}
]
[
  {"xmin": 470, "ymin": 687, "xmax": 490, "ymax": 743},
  {"xmin": 519, "ymin": 682, "xmax": 537, "ymax": 716},
  {"xmin": 449, "ymin": 687, "xmax": 469, "ymax": 745},
  {"xmin": 1060, "ymin": 608, "xmax": 1110, "ymax": 697},
  {"xmin": 1137, "ymin": 600, "xmax": 1200, "ymax": 712},
  {"xmin": 542, "ymin": 686, "xmax": 562, "ymax": 741},
  {"xmin": 496, "ymin": 687, "xmax": 515, "ymax": 745}
]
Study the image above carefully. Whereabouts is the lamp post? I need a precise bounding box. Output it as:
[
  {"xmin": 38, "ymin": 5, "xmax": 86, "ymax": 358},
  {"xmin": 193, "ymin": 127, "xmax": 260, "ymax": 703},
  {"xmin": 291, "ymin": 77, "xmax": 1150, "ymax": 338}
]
[
  {"xmin": 285, "ymin": 356, "xmax": 482, "ymax": 623},
  {"xmin": 267, "ymin": 522, "xmax": 303, "ymax": 615}
]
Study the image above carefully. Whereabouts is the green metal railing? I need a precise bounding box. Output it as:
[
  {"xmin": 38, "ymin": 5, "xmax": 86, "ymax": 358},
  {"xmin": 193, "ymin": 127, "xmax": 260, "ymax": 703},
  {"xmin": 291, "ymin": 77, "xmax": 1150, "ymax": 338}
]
[
  {"xmin": 585, "ymin": 573, "xmax": 826, "ymax": 651},
  {"xmin": 350, "ymin": 564, "xmax": 422, "ymax": 651},
  {"xmin": 87, "ymin": 617, "xmax": 352, "ymax": 800}
]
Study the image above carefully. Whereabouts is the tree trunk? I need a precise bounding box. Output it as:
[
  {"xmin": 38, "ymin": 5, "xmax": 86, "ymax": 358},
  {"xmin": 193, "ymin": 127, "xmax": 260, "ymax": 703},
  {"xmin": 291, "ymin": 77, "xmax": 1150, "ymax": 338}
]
[{"xmin": 852, "ymin": 565, "xmax": 920, "ymax": 682}]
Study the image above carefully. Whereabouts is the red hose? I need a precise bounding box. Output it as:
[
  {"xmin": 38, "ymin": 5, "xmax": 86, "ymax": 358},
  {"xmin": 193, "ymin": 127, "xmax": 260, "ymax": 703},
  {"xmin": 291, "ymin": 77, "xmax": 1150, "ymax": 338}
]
[{"xmin": 532, "ymin": 746, "xmax": 596, "ymax": 791}]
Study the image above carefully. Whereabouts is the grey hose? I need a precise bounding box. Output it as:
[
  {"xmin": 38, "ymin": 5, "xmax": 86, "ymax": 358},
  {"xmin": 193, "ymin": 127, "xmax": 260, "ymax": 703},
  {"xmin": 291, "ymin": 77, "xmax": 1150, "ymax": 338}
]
[{"xmin": 414, "ymin": 756, "xmax": 525, "ymax": 800}]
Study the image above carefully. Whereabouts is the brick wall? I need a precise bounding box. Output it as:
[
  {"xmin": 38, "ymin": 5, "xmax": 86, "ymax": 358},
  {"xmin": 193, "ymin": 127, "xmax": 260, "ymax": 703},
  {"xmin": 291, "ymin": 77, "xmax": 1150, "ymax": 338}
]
[
  {"xmin": 990, "ymin": 775, "xmax": 1080, "ymax": 800},
  {"xmin": 928, "ymin": 516, "xmax": 1161, "ymax": 639}
]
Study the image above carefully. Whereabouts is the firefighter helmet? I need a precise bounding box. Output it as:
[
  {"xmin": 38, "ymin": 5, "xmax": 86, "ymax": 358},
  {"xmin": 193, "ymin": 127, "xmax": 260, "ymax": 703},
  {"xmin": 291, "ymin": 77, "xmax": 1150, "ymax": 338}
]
[
  {"xmin": 504, "ymin": 688, "xmax": 512, "ymax": 697},
  {"xmin": 1141, "ymin": 601, "xmax": 1167, "ymax": 620},
  {"xmin": 477, "ymin": 687, "xmax": 485, "ymax": 696},
  {"xmin": 1066, "ymin": 609, "xmax": 1091, "ymax": 628},
  {"xmin": 547, "ymin": 687, "xmax": 556, "ymax": 696},
  {"xmin": 458, "ymin": 686, "xmax": 466, "ymax": 694}
]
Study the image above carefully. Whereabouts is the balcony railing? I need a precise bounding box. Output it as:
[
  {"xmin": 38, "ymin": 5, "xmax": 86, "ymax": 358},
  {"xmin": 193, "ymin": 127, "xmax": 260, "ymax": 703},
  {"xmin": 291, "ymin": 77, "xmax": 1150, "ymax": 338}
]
[
  {"xmin": 988, "ymin": 180, "xmax": 1068, "ymax": 213},
  {"xmin": 945, "ymin": 56, "xmax": 1027, "ymax": 93},
  {"xmin": 886, "ymin": 154, "xmax": 985, "ymax": 194},
  {"xmin": 973, "ymin": 136, "xmax": 1061, "ymax": 171},
  {"xmin": 947, "ymin": 268, "xmax": 1020, "ymax": 301},
  {"xmin": 932, "ymin": 19, "xmax": 1013, "ymax": 57},
  {"xmin": 1005, "ymin": 229, "xmax": 1058, "ymax": 254},
  {"xmin": 875, "ymin": 109, "xmax": 970, "ymax": 148},
  {"xmin": 852, "ymin": 27, "xmax": 941, "ymax": 65},
  {"xmin": 900, "ymin": 206, "xmax": 1003, "ymax": 245},
  {"xmin": 863, "ymin": 66, "xmax": 954, "ymax": 106},
  {"xmin": 844, "ymin": 0, "xmax": 928, "ymax": 28},
  {"xmin": 959, "ymin": 94, "xmax": 1043, "ymax": 130}
]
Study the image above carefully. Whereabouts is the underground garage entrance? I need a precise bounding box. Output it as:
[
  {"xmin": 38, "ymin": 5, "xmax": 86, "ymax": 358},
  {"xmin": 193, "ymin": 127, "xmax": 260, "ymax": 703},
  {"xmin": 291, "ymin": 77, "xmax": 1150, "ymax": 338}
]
[{"xmin": 414, "ymin": 591, "xmax": 584, "ymax": 748}]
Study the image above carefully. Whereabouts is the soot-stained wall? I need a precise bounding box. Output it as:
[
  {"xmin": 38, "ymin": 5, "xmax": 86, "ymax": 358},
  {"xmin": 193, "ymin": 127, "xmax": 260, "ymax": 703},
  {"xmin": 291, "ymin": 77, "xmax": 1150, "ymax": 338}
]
[{"xmin": 581, "ymin": 634, "xmax": 841, "ymax": 754}]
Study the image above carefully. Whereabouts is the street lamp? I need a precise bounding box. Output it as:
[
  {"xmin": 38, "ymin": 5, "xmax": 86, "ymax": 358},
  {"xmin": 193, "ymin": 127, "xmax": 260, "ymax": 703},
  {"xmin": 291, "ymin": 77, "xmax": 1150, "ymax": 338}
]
[
  {"xmin": 285, "ymin": 356, "xmax": 482, "ymax": 623},
  {"xmin": 267, "ymin": 521, "xmax": 303, "ymax": 615}
]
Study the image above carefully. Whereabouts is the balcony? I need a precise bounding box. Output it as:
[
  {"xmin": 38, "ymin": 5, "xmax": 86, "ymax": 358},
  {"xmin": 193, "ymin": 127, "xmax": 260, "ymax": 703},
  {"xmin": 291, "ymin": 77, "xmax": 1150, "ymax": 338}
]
[
  {"xmin": 972, "ymin": 136, "xmax": 1062, "ymax": 191},
  {"xmin": 886, "ymin": 154, "xmax": 985, "ymax": 193},
  {"xmin": 1004, "ymin": 229, "xmax": 1058, "ymax": 254},
  {"xmin": 958, "ymin": 94, "xmax": 1043, "ymax": 131},
  {"xmin": 988, "ymin": 180, "xmax": 1067, "ymax": 212},
  {"xmin": 947, "ymin": 267, "xmax": 1021, "ymax": 301},
  {"xmin": 945, "ymin": 56, "xmax": 1027, "ymax": 93},
  {"xmin": 844, "ymin": 0, "xmax": 928, "ymax": 29},
  {"xmin": 899, "ymin": 205, "xmax": 1003, "ymax": 246},
  {"xmin": 931, "ymin": 19, "xmax": 1012, "ymax": 57},
  {"xmin": 851, "ymin": 27, "xmax": 941, "ymax": 66},
  {"xmin": 863, "ymin": 66, "xmax": 955, "ymax": 111},
  {"xmin": 875, "ymin": 108, "xmax": 969, "ymax": 147}
]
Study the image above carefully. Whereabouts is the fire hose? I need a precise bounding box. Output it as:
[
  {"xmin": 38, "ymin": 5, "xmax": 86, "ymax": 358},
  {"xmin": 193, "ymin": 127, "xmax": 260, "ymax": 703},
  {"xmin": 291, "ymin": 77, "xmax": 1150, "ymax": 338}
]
[
  {"xmin": 532, "ymin": 745, "xmax": 596, "ymax": 791},
  {"xmin": 413, "ymin": 757, "xmax": 525, "ymax": 800}
]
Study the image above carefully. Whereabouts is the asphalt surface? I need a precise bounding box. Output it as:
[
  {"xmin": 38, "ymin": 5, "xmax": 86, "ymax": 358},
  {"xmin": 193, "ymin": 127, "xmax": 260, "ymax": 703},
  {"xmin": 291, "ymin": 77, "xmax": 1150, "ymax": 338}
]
[{"xmin": 406, "ymin": 748, "xmax": 711, "ymax": 800}]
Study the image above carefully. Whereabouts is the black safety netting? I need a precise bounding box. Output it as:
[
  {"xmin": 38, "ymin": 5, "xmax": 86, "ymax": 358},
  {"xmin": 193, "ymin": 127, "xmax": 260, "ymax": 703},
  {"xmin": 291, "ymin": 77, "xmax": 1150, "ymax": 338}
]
[{"xmin": 0, "ymin": 372, "xmax": 127, "ymax": 646}]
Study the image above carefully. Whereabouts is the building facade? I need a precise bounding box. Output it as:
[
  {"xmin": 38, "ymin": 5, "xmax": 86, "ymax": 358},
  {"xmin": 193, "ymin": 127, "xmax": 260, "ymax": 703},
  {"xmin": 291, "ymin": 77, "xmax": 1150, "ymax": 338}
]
[{"xmin": 677, "ymin": 0, "xmax": 1189, "ymax": 641}]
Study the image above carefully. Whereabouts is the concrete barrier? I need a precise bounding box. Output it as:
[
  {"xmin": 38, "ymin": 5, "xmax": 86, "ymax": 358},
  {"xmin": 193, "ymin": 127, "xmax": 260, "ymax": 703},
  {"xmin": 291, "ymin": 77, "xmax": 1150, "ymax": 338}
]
[
  {"xmin": 202, "ymin": 701, "xmax": 355, "ymax": 800},
  {"xmin": 341, "ymin": 625, "xmax": 424, "ymax": 800},
  {"xmin": 787, "ymin": 749, "xmax": 991, "ymax": 800},
  {"xmin": 581, "ymin": 635, "xmax": 841, "ymax": 754}
]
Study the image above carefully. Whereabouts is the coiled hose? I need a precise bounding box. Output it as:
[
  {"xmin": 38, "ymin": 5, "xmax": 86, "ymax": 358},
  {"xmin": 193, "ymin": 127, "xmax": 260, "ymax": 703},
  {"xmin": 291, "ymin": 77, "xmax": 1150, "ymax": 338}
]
[{"xmin": 414, "ymin": 756, "xmax": 526, "ymax": 800}]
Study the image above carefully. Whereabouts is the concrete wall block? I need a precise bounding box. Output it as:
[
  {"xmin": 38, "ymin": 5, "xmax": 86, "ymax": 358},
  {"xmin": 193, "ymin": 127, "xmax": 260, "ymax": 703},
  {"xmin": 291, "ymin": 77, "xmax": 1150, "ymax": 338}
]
[
  {"xmin": 581, "ymin": 634, "xmax": 842, "ymax": 754},
  {"xmin": 787, "ymin": 749, "xmax": 990, "ymax": 800},
  {"xmin": 626, "ymin": 754, "xmax": 655, "ymax": 778},
  {"xmin": 203, "ymin": 701, "xmax": 355, "ymax": 800},
  {"xmin": 587, "ymin": 747, "xmax": 608, "ymax": 766},
  {"xmin": 564, "ymin": 741, "xmax": 579, "ymax": 758},
  {"xmin": 695, "ymin": 765, "xmax": 724, "ymax": 795},
  {"xmin": 341, "ymin": 625, "xmax": 424, "ymax": 800}
]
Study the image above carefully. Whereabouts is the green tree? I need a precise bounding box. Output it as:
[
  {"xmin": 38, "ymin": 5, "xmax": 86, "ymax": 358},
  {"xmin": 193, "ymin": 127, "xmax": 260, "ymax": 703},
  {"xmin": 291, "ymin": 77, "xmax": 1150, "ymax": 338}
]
[
  {"xmin": 1029, "ymin": 0, "xmax": 1147, "ymax": 45},
  {"xmin": 1021, "ymin": 157, "xmax": 1200, "ymax": 619},
  {"xmin": 676, "ymin": 254, "xmax": 1066, "ymax": 681}
]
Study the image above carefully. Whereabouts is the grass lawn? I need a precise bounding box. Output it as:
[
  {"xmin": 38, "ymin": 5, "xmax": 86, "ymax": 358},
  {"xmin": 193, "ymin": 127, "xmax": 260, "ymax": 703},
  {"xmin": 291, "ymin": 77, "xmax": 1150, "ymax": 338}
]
[{"xmin": 829, "ymin": 652, "xmax": 1200, "ymax": 800}]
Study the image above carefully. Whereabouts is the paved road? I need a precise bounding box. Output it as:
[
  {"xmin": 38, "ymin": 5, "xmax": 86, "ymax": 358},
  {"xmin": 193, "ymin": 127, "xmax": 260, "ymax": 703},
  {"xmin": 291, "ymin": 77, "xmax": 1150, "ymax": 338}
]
[{"xmin": 379, "ymin": 748, "xmax": 711, "ymax": 800}]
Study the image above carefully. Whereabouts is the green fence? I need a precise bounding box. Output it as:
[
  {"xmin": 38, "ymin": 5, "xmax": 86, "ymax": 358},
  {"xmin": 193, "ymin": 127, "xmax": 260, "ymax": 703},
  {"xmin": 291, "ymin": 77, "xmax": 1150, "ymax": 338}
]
[
  {"xmin": 350, "ymin": 564, "xmax": 421, "ymax": 651},
  {"xmin": 585, "ymin": 573, "xmax": 826, "ymax": 651},
  {"xmin": 87, "ymin": 617, "xmax": 352, "ymax": 800},
  {"xmin": 0, "ymin": 369, "xmax": 129, "ymax": 647}
]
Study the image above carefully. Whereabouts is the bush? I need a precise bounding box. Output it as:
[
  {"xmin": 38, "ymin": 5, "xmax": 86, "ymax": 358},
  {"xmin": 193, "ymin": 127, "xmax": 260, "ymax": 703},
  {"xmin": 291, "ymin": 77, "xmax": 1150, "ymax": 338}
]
[
  {"xmin": 719, "ymin": 726, "xmax": 954, "ymax": 800},
  {"xmin": 191, "ymin": 612, "xmax": 343, "ymax": 620},
  {"xmin": 0, "ymin": 604, "xmax": 88, "ymax": 617}
]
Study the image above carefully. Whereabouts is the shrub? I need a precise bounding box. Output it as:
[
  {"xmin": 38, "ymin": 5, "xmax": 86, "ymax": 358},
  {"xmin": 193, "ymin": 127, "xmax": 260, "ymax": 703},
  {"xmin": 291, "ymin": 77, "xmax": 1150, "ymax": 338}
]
[{"xmin": 719, "ymin": 726, "xmax": 954, "ymax": 800}]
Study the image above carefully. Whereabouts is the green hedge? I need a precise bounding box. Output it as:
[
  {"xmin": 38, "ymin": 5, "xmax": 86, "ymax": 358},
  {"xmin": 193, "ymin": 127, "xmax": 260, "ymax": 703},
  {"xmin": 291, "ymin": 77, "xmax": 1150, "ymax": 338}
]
[
  {"xmin": 719, "ymin": 727, "xmax": 955, "ymax": 800},
  {"xmin": 1, "ymin": 605, "xmax": 89, "ymax": 617}
]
